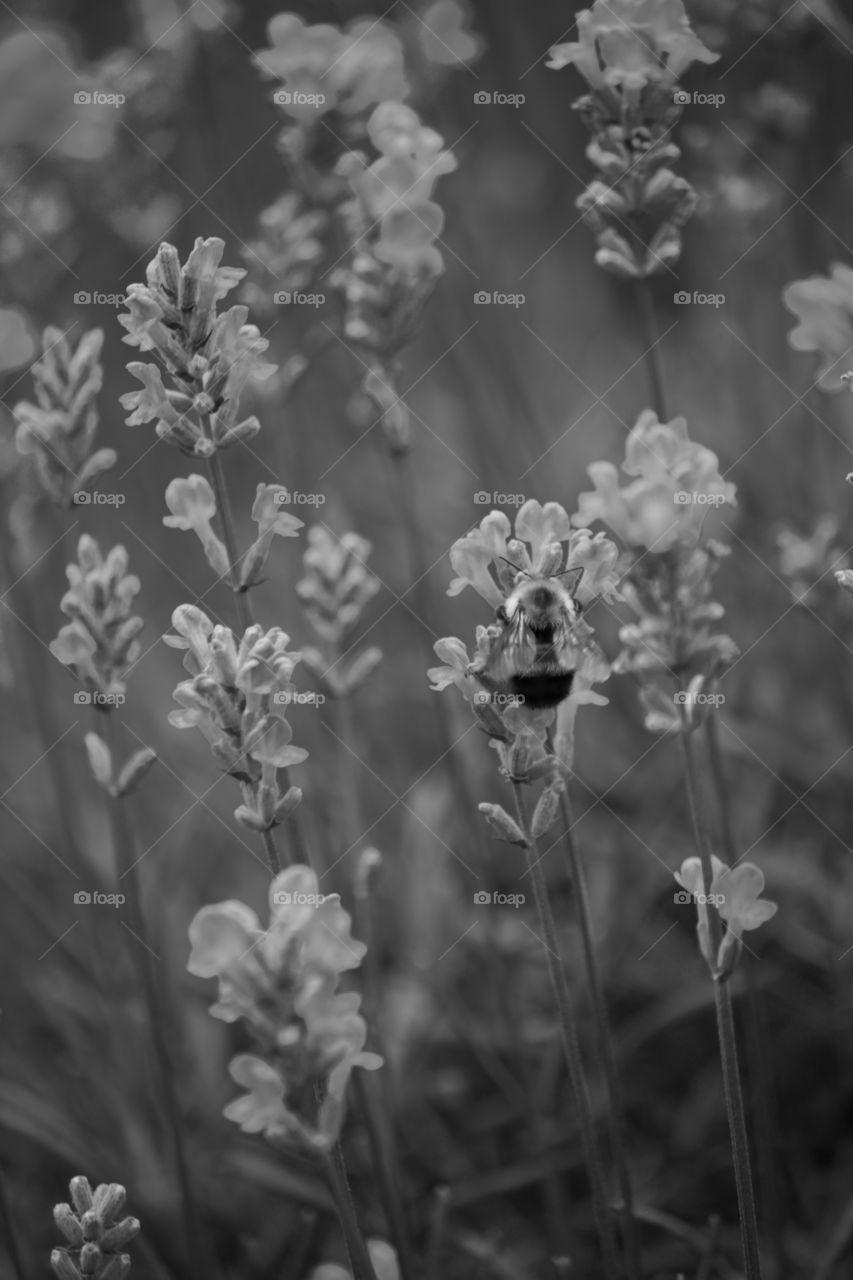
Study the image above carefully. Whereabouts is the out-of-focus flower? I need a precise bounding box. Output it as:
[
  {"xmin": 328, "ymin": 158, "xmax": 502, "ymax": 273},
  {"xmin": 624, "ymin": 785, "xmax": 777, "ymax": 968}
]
[
  {"xmin": 165, "ymin": 605, "xmax": 306, "ymax": 832},
  {"xmin": 163, "ymin": 474, "xmax": 230, "ymax": 578},
  {"xmin": 120, "ymin": 238, "xmax": 275, "ymax": 455},
  {"xmin": 255, "ymin": 14, "xmax": 408, "ymax": 120},
  {"xmin": 14, "ymin": 327, "xmax": 115, "ymax": 507},
  {"xmin": 548, "ymin": 0, "xmax": 718, "ymax": 93},
  {"xmin": 448, "ymin": 500, "xmax": 621, "ymax": 607},
  {"xmin": 51, "ymin": 1175, "xmax": 139, "ymax": 1280},
  {"xmin": 309, "ymin": 1239, "xmax": 400, "ymax": 1280},
  {"xmin": 188, "ymin": 865, "xmax": 382, "ymax": 1151},
  {"xmin": 778, "ymin": 517, "xmax": 849, "ymax": 604},
  {"xmin": 50, "ymin": 537, "xmax": 143, "ymax": 700},
  {"xmin": 297, "ymin": 526, "xmax": 381, "ymax": 697},
  {"xmin": 240, "ymin": 484, "xmax": 304, "ymax": 589},
  {"xmin": 574, "ymin": 410, "xmax": 735, "ymax": 553},
  {"xmin": 417, "ymin": 0, "xmax": 482, "ymax": 66},
  {"xmin": 675, "ymin": 855, "xmax": 776, "ymax": 977},
  {"xmin": 783, "ymin": 264, "xmax": 853, "ymax": 392},
  {"xmin": 579, "ymin": 413, "xmax": 738, "ymax": 733},
  {"xmin": 548, "ymin": 1, "xmax": 717, "ymax": 276}
]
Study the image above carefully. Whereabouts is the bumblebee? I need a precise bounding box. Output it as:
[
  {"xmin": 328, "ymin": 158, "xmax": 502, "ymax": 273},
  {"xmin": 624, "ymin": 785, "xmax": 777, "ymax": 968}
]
[{"xmin": 473, "ymin": 567, "xmax": 606, "ymax": 710}]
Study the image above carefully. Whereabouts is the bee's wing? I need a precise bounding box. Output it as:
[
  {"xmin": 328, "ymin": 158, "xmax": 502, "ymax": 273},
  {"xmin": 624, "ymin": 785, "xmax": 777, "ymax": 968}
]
[
  {"xmin": 569, "ymin": 629, "xmax": 610, "ymax": 683},
  {"xmin": 486, "ymin": 612, "xmax": 539, "ymax": 684}
]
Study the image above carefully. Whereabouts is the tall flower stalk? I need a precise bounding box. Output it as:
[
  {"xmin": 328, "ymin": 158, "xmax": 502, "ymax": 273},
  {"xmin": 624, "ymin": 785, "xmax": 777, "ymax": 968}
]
[
  {"xmin": 430, "ymin": 500, "xmax": 624, "ymax": 1275},
  {"xmin": 187, "ymin": 867, "xmax": 384, "ymax": 1280},
  {"xmin": 49, "ymin": 536, "xmax": 203, "ymax": 1277},
  {"xmin": 575, "ymin": 411, "xmax": 775, "ymax": 1280},
  {"xmin": 297, "ymin": 525, "xmax": 416, "ymax": 1279},
  {"xmin": 119, "ymin": 236, "xmax": 311, "ymax": 870}
]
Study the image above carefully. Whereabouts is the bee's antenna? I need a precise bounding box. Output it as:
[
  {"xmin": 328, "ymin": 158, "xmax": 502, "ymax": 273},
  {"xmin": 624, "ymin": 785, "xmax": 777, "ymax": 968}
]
[
  {"xmin": 499, "ymin": 556, "xmax": 529, "ymax": 578},
  {"xmin": 557, "ymin": 565, "xmax": 585, "ymax": 595}
]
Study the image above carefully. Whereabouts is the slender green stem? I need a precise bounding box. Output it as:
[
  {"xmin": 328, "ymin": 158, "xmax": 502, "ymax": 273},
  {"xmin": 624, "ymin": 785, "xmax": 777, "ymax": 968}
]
[
  {"xmin": 103, "ymin": 712, "xmax": 209, "ymax": 1279},
  {"xmin": 0, "ymin": 1161, "xmax": 25, "ymax": 1280},
  {"xmin": 321, "ymin": 1145, "xmax": 380, "ymax": 1280},
  {"xmin": 334, "ymin": 693, "xmax": 418, "ymax": 1280},
  {"xmin": 705, "ymin": 716, "xmax": 784, "ymax": 1280},
  {"xmin": 511, "ymin": 783, "xmax": 620, "ymax": 1279},
  {"xmin": 636, "ymin": 280, "xmax": 667, "ymax": 420},
  {"xmin": 678, "ymin": 723, "xmax": 762, "ymax": 1280},
  {"xmin": 204, "ymin": 449, "xmax": 306, "ymax": 870},
  {"xmin": 426, "ymin": 1186, "xmax": 451, "ymax": 1280},
  {"xmin": 558, "ymin": 786, "xmax": 641, "ymax": 1280}
]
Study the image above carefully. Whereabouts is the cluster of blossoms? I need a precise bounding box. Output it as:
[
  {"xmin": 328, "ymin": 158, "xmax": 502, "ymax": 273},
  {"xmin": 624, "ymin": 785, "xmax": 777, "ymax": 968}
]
[
  {"xmin": 119, "ymin": 238, "xmax": 275, "ymax": 456},
  {"xmin": 548, "ymin": 0, "xmax": 718, "ymax": 277},
  {"xmin": 163, "ymin": 475, "xmax": 303, "ymax": 590},
  {"xmin": 430, "ymin": 501, "xmax": 618, "ymax": 837},
  {"xmin": 51, "ymin": 1176, "xmax": 139, "ymax": 1280},
  {"xmin": 14, "ymin": 326, "xmax": 115, "ymax": 506},
  {"xmin": 573, "ymin": 410, "xmax": 738, "ymax": 732},
  {"xmin": 244, "ymin": 12, "xmax": 410, "ymax": 318},
  {"xmin": 50, "ymin": 536, "xmax": 143, "ymax": 701},
  {"xmin": 297, "ymin": 525, "xmax": 382, "ymax": 698},
  {"xmin": 166, "ymin": 605, "xmax": 306, "ymax": 834},
  {"xmin": 244, "ymin": 14, "xmax": 457, "ymax": 453},
  {"xmin": 675, "ymin": 855, "xmax": 777, "ymax": 980},
  {"xmin": 777, "ymin": 517, "xmax": 850, "ymax": 608},
  {"xmin": 187, "ymin": 865, "xmax": 381, "ymax": 1151}
]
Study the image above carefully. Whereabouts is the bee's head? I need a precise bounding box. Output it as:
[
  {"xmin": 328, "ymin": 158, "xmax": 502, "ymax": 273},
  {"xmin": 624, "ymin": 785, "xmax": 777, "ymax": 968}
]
[{"xmin": 500, "ymin": 577, "xmax": 580, "ymax": 633}]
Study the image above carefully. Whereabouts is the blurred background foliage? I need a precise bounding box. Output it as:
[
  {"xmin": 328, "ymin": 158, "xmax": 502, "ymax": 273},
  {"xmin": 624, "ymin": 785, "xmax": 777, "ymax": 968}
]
[{"xmin": 4, "ymin": 1, "xmax": 853, "ymax": 1277}]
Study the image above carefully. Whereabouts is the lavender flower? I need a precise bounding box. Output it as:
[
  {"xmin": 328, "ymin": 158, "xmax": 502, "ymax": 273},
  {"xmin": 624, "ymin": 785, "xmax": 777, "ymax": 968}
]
[
  {"xmin": 50, "ymin": 536, "xmax": 143, "ymax": 702},
  {"xmin": 187, "ymin": 864, "xmax": 382, "ymax": 1152},
  {"xmin": 119, "ymin": 238, "xmax": 275, "ymax": 455},
  {"xmin": 297, "ymin": 526, "xmax": 381, "ymax": 697},
  {"xmin": 165, "ymin": 604, "xmax": 306, "ymax": 833},
  {"xmin": 675, "ymin": 855, "xmax": 777, "ymax": 977},
  {"xmin": 14, "ymin": 326, "xmax": 115, "ymax": 506},
  {"xmin": 548, "ymin": 0, "xmax": 718, "ymax": 276},
  {"xmin": 51, "ymin": 1175, "xmax": 139, "ymax": 1280},
  {"xmin": 783, "ymin": 263, "xmax": 853, "ymax": 391}
]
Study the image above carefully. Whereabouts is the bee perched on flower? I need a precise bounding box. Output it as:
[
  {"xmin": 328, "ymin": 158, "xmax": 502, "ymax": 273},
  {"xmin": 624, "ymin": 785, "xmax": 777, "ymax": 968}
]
[
  {"xmin": 187, "ymin": 865, "xmax": 382, "ymax": 1153},
  {"xmin": 548, "ymin": 0, "xmax": 719, "ymax": 277},
  {"xmin": 431, "ymin": 500, "xmax": 618, "ymax": 788},
  {"xmin": 574, "ymin": 410, "xmax": 738, "ymax": 734}
]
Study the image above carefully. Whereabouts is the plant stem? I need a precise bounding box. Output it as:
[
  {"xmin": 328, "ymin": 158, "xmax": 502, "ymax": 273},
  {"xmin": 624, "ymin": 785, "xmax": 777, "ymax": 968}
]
[
  {"xmin": 678, "ymin": 723, "xmax": 762, "ymax": 1280},
  {"xmin": 636, "ymin": 280, "xmax": 667, "ymax": 420},
  {"xmin": 511, "ymin": 782, "xmax": 620, "ymax": 1279},
  {"xmin": 558, "ymin": 785, "xmax": 641, "ymax": 1280},
  {"xmin": 0, "ymin": 1161, "xmax": 25, "ymax": 1280},
  {"xmin": 334, "ymin": 692, "xmax": 418, "ymax": 1280},
  {"xmin": 204, "ymin": 449, "xmax": 305, "ymax": 871},
  {"xmin": 705, "ymin": 716, "xmax": 784, "ymax": 1280},
  {"xmin": 103, "ymin": 712, "xmax": 209, "ymax": 1279},
  {"xmin": 321, "ymin": 1144, "xmax": 380, "ymax": 1280}
]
